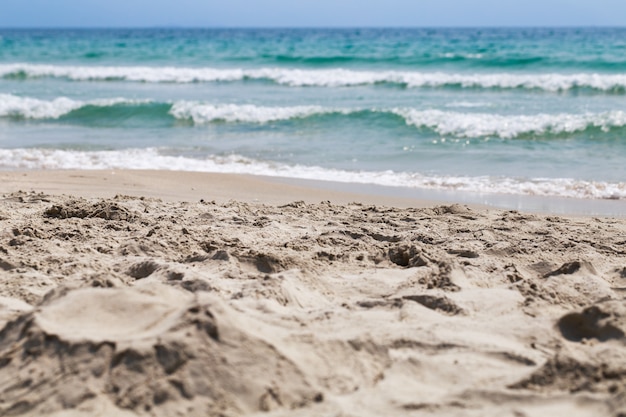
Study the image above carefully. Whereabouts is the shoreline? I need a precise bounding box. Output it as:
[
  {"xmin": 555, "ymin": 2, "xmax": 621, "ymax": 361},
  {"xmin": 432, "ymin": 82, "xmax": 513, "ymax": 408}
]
[
  {"xmin": 0, "ymin": 169, "xmax": 481, "ymax": 208},
  {"xmin": 1, "ymin": 169, "xmax": 625, "ymax": 217}
]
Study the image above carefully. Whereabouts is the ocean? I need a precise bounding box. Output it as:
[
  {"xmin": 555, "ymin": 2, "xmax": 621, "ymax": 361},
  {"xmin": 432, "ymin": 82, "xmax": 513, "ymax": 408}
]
[{"xmin": 1, "ymin": 28, "xmax": 625, "ymax": 210}]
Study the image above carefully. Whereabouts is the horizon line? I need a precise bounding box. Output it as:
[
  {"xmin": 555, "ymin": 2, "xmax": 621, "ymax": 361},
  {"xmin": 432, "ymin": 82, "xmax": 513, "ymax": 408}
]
[{"xmin": 1, "ymin": 25, "xmax": 626, "ymax": 30}]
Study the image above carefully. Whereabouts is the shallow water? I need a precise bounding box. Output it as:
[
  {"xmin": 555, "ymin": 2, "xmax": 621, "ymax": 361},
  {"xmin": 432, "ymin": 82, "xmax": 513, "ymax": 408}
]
[{"xmin": 1, "ymin": 28, "xmax": 625, "ymax": 202}]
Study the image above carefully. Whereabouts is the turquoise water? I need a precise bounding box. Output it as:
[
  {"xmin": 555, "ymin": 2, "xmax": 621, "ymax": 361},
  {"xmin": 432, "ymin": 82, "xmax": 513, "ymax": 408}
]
[{"xmin": 1, "ymin": 28, "xmax": 625, "ymax": 201}]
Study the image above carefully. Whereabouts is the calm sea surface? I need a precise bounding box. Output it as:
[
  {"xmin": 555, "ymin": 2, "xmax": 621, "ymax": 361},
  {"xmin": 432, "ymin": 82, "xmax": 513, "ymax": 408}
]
[{"xmin": 1, "ymin": 28, "xmax": 625, "ymax": 203}]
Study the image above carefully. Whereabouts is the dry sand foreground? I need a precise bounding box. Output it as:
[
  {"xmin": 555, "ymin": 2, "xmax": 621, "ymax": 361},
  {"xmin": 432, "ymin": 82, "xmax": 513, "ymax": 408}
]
[{"xmin": 0, "ymin": 173, "xmax": 626, "ymax": 416}]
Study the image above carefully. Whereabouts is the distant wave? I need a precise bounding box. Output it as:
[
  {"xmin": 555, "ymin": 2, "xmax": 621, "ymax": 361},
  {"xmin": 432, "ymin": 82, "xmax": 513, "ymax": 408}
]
[
  {"xmin": 172, "ymin": 103, "xmax": 626, "ymax": 139},
  {"xmin": 3, "ymin": 94, "xmax": 626, "ymax": 139},
  {"xmin": 2, "ymin": 63, "xmax": 626, "ymax": 92},
  {"xmin": 1, "ymin": 147, "xmax": 624, "ymax": 200},
  {"xmin": 262, "ymin": 52, "xmax": 626, "ymax": 70},
  {"xmin": 262, "ymin": 52, "xmax": 540, "ymax": 67}
]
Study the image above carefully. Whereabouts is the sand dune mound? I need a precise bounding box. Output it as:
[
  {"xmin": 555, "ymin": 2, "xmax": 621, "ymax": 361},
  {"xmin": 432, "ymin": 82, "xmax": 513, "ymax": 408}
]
[
  {"xmin": 510, "ymin": 300, "xmax": 626, "ymax": 397},
  {"xmin": 44, "ymin": 199, "xmax": 136, "ymax": 221},
  {"xmin": 558, "ymin": 300, "xmax": 626, "ymax": 343},
  {"xmin": 0, "ymin": 285, "xmax": 320, "ymax": 417}
]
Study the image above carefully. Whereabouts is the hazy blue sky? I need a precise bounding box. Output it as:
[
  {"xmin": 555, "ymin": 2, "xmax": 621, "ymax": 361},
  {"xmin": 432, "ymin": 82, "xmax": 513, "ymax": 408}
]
[{"xmin": 2, "ymin": 0, "xmax": 625, "ymax": 28}]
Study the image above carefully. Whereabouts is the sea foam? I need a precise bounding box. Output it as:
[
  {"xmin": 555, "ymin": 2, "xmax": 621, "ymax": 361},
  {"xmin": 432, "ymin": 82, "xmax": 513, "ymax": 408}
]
[
  {"xmin": 392, "ymin": 109, "xmax": 626, "ymax": 139},
  {"xmin": 0, "ymin": 94, "xmax": 151, "ymax": 119},
  {"xmin": 2, "ymin": 63, "xmax": 626, "ymax": 92},
  {"xmin": 0, "ymin": 148, "xmax": 624, "ymax": 200},
  {"xmin": 169, "ymin": 102, "xmax": 333, "ymax": 124},
  {"xmin": 0, "ymin": 94, "xmax": 82, "ymax": 119}
]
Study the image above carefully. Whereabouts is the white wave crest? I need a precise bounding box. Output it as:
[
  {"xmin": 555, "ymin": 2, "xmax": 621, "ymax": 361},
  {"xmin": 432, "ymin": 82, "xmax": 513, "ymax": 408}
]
[
  {"xmin": 3, "ymin": 63, "xmax": 626, "ymax": 91},
  {"xmin": 0, "ymin": 94, "xmax": 82, "ymax": 119},
  {"xmin": 0, "ymin": 148, "xmax": 624, "ymax": 200},
  {"xmin": 0, "ymin": 94, "xmax": 151, "ymax": 119},
  {"xmin": 393, "ymin": 109, "xmax": 626, "ymax": 138},
  {"xmin": 169, "ymin": 102, "xmax": 333, "ymax": 124}
]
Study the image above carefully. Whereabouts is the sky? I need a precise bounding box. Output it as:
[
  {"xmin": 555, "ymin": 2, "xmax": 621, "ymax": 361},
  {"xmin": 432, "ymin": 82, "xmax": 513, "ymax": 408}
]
[{"xmin": 1, "ymin": 0, "xmax": 625, "ymax": 28}]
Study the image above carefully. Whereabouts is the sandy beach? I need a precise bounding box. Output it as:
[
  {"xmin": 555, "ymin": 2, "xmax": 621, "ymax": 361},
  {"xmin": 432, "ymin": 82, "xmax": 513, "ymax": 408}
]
[{"xmin": 1, "ymin": 170, "xmax": 626, "ymax": 417}]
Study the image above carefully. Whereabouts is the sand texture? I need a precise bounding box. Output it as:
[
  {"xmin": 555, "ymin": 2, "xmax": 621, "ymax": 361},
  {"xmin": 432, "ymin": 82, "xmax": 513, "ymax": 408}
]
[{"xmin": 1, "ymin": 190, "xmax": 626, "ymax": 416}]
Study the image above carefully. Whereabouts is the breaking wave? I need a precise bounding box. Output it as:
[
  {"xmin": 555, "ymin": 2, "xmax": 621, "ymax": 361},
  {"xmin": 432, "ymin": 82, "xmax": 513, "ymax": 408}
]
[
  {"xmin": 3, "ymin": 94, "xmax": 626, "ymax": 140},
  {"xmin": 2, "ymin": 64, "xmax": 626, "ymax": 92}
]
